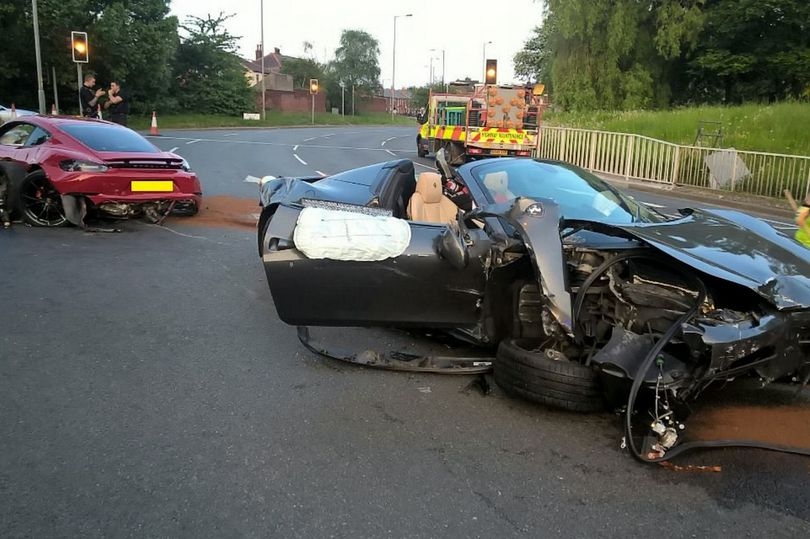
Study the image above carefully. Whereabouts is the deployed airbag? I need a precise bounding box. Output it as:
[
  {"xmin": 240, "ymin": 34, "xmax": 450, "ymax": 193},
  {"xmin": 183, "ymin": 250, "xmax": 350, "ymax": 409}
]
[{"xmin": 293, "ymin": 206, "xmax": 411, "ymax": 261}]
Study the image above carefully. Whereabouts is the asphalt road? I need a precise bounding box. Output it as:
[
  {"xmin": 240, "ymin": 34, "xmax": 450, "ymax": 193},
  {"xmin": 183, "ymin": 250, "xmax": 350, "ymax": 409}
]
[{"xmin": 1, "ymin": 126, "xmax": 808, "ymax": 538}]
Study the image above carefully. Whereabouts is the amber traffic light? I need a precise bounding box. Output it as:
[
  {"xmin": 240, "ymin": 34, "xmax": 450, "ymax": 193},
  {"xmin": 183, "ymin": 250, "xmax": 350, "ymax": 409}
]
[
  {"xmin": 309, "ymin": 78, "xmax": 319, "ymax": 95},
  {"xmin": 71, "ymin": 31, "xmax": 89, "ymax": 63},
  {"xmin": 485, "ymin": 59, "xmax": 497, "ymax": 85}
]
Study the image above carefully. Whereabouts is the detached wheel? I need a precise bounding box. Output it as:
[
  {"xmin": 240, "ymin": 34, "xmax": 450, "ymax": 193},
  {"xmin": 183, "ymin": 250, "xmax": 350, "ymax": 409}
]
[
  {"xmin": 494, "ymin": 339, "xmax": 605, "ymax": 413},
  {"xmin": 18, "ymin": 170, "xmax": 67, "ymax": 227}
]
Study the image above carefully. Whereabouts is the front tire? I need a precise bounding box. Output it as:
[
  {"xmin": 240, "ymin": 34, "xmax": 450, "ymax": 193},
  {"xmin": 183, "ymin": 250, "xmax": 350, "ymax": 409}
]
[
  {"xmin": 494, "ymin": 339, "xmax": 605, "ymax": 413},
  {"xmin": 18, "ymin": 170, "xmax": 67, "ymax": 227}
]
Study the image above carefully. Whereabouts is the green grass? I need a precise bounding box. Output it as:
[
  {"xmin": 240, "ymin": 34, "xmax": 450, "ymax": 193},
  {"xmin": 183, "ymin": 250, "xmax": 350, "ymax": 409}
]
[
  {"xmin": 542, "ymin": 102, "xmax": 810, "ymax": 156},
  {"xmin": 128, "ymin": 111, "xmax": 418, "ymax": 130}
]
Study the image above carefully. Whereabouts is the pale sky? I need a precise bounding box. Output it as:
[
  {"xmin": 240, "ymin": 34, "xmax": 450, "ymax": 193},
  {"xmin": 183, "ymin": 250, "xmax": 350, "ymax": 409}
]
[{"xmin": 169, "ymin": 0, "xmax": 544, "ymax": 88}]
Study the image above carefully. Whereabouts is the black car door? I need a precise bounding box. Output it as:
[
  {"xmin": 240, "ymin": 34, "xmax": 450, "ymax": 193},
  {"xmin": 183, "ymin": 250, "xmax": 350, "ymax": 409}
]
[{"xmin": 261, "ymin": 204, "xmax": 490, "ymax": 328}]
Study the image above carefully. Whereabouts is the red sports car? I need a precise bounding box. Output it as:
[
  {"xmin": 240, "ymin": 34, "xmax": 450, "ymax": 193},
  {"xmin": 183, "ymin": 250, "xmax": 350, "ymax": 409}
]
[{"xmin": 0, "ymin": 115, "xmax": 201, "ymax": 227}]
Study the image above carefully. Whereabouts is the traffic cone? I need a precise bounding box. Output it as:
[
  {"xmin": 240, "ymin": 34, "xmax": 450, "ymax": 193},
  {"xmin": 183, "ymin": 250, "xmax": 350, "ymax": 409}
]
[
  {"xmin": 10, "ymin": 103, "xmax": 16, "ymax": 119},
  {"xmin": 51, "ymin": 103, "xmax": 57, "ymax": 115},
  {"xmin": 150, "ymin": 110, "xmax": 160, "ymax": 135}
]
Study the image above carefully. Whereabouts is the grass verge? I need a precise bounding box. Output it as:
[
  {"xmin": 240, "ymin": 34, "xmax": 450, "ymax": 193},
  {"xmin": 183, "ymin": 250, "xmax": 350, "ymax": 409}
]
[
  {"xmin": 542, "ymin": 102, "xmax": 810, "ymax": 156},
  {"xmin": 129, "ymin": 111, "xmax": 418, "ymax": 130}
]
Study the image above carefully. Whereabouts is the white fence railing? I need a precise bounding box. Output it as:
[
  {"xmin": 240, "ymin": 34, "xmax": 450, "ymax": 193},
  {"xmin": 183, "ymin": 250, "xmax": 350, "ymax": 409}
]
[{"xmin": 536, "ymin": 126, "xmax": 810, "ymax": 200}]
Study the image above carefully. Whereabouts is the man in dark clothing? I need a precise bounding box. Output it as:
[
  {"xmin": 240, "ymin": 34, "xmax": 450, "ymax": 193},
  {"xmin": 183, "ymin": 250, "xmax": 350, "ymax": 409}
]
[
  {"xmin": 104, "ymin": 80, "xmax": 130, "ymax": 126},
  {"xmin": 79, "ymin": 73, "xmax": 105, "ymax": 117}
]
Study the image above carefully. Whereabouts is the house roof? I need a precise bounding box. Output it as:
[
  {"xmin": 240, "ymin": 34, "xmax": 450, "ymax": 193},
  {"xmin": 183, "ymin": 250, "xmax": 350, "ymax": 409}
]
[
  {"xmin": 381, "ymin": 88, "xmax": 412, "ymax": 100},
  {"xmin": 242, "ymin": 48, "xmax": 298, "ymax": 75}
]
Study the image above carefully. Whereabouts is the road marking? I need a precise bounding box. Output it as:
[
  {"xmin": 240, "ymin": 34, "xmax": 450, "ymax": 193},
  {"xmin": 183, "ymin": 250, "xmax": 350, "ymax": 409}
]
[
  {"xmin": 643, "ymin": 202, "xmax": 666, "ymax": 208},
  {"xmin": 223, "ymin": 133, "xmax": 238, "ymax": 137},
  {"xmin": 151, "ymin": 135, "xmax": 425, "ymax": 155},
  {"xmin": 315, "ymin": 170, "xmax": 327, "ymax": 176},
  {"xmin": 293, "ymin": 145, "xmax": 299, "ymax": 151},
  {"xmin": 294, "ymin": 154, "xmax": 307, "ymax": 165},
  {"xmin": 244, "ymin": 175, "xmax": 261, "ymax": 184},
  {"xmin": 168, "ymin": 146, "xmax": 179, "ymax": 153},
  {"xmin": 385, "ymin": 149, "xmax": 396, "ymax": 156},
  {"xmin": 186, "ymin": 139, "xmax": 201, "ymax": 145},
  {"xmin": 414, "ymin": 162, "xmax": 434, "ymax": 169},
  {"xmin": 382, "ymin": 136, "xmax": 396, "ymax": 146},
  {"xmin": 303, "ymin": 137, "xmax": 316, "ymax": 142}
]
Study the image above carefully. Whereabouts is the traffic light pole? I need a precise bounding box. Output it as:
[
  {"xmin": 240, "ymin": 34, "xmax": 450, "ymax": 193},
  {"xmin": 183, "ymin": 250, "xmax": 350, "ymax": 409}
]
[
  {"xmin": 311, "ymin": 94, "xmax": 314, "ymax": 125},
  {"xmin": 32, "ymin": 0, "xmax": 46, "ymax": 114},
  {"xmin": 77, "ymin": 64, "xmax": 83, "ymax": 115}
]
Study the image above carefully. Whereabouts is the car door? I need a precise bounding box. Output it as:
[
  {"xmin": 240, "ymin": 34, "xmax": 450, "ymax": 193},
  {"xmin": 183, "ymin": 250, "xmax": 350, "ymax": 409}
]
[{"xmin": 261, "ymin": 204, "xmax": 491, "ymax": 328}]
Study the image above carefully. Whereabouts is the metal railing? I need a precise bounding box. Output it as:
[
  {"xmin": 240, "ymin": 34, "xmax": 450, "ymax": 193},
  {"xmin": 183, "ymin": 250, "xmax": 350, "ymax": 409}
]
[{"xmin": 536, "ymin": 126, "xmax": 810, "ymax": 200}]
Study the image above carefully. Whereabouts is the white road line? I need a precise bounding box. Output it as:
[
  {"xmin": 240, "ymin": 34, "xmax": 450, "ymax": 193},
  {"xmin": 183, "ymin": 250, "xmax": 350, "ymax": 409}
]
[
  {"xmin": 168, "ymin": 146, "xmax": 179, "ymax": 153},
  {"xmin": 315, "ymin": 170, "xmax": 327, "ymax": 176},
  {"xmin": 150, "ymin": 135, "xmax": 427, "ymax": 154},
  {"xmin": 382, "ymin": 136, "xmax": 396, "ymax": 146},
  {"xmin": 386, "ymin": 149, "xmax": 396, "ymax": 156},
  {"xmin": 244, "ymin": 175, "xmax": 261, "ymax": 184},
  {"xmin": 186, "ymin": 139, "xmax": 201, "ymax": 145},
  {"xmin": 294, "ymin": 154, "xmax": 307, "ymax": 165},
  {"xmin": 643, "ymin": 202, "xmax": 667, "ymax": 208},
  {"xmin": 303, "ymin": 137, "xmax": 316, "ymax": 142},
  {"xmin": 414, "ymin": 162, "xmax": 434, "ymax": 169},
  {"xmin": 293, "ymin": 145, "xmax": 299, "ymax": 151},
  {"xmin": 223, "ymin": 133, "xmax": 238, "ymax": 137}
]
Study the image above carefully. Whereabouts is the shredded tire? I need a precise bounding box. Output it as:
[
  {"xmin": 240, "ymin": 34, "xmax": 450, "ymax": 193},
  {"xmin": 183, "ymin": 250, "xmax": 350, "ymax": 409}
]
[{"xmin": 494, "ymin": 339, "xmax": 605, "ymax": 413}]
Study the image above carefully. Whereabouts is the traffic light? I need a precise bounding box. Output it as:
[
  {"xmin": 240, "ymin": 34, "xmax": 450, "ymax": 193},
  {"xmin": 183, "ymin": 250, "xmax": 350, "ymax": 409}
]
[
  {"xmin": 71, "ymin": 31, "xmax": 89, "ymax": 63},
  {"xmin": 309, "ymin": 79, "xmax": 319, "ymax": 95},
  {"xmin": 485, "ymin": 59, "xmax": 497, "ymax": 85}
]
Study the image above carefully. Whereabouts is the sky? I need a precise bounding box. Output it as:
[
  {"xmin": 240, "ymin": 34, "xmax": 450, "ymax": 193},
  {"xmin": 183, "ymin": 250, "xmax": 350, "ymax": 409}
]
[{"xmin": 168, "ymin": 0, "xmax": 545, "ymax": 88}]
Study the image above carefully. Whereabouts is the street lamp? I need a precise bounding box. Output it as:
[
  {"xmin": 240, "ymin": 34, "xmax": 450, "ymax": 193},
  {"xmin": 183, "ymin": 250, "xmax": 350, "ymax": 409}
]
[
  {"xmin": 431, "ymin": 48, "xmax": 445, "ymax": 89},
  {"xmin": 260, "ymin": 0, "xmax": 266, "ymax": 120},
  {"xmin": 391, "ymin": 13, "xmax": 412, "ymax": 120},
  {"xmin": 482, "ymin": 41, "xmax": 492, "ymax": 84},
  {"xmin": 32, "ymin": 0, "xmax": 46, "ymax": 114}
]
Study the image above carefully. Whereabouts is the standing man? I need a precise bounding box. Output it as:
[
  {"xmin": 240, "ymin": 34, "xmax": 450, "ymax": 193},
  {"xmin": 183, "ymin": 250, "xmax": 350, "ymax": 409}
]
[
  {"xmin": 104, "ymin": 80, "xmax": 130, "ymax": 126},
  {"xmin": 79, "ymin": 73, "xmax": 105, "ymax": 117}
]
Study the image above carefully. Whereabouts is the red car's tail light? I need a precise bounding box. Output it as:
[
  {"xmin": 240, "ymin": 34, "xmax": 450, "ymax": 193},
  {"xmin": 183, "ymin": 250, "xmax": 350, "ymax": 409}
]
[{"xmin": 59, "ymin": 159, "xmax": 109, "ymax": 173}]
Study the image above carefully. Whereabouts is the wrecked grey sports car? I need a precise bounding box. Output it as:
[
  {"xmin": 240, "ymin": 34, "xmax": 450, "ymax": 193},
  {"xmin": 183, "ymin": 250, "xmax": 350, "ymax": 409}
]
[{"xmin": 258, "ymin": 153, "xmax": 810, "ymax": 462}]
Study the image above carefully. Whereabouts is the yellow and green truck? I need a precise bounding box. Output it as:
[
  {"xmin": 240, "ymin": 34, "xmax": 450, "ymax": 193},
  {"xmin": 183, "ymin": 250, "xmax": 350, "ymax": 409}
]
[{"xmin": 416, "ymin": 85, "xmax": 541, "ymax": 165}]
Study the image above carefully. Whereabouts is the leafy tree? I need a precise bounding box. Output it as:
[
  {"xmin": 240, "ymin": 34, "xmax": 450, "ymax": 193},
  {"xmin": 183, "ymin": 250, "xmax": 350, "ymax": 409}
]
[
  {"xmin": 281, "ymin": 57, "xmax": 325, "ymax": 90},
  {"xmin": 513, "ymin": 22, "xmax": 554, "ymax": 90},
  {"xmin": 173, "ymin": 13, "xmax": 253, "ymax": 115},
  {"xmin": 0, "ymin": 0, "xmax": 178, "ymax": 114},
  {"xmin": 330, "ymin": 30, "xmax": 381, "ymax": 95},
  {"xmin": 688, "ymin": 0, "xmax": 810, "ymax": 103}
]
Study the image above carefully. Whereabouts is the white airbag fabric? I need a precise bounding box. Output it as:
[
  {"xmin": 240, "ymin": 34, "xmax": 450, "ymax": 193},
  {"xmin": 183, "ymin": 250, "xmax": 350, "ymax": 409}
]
[{"xmin": 293, "ymin": 207, "xmax": 411, "ymax": 261}]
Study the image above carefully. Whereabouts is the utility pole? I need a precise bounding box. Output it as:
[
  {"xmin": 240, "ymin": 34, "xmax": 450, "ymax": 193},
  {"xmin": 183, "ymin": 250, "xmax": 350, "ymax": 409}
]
[
  {"xmin": 260, "ymin": 0, "xmax": 266, "ymax": 120},
  {"xmin": 32, "ymin": 0, "xmax": 46, "ymax": 114},
  {"xmin": 391, "ymin": 14, "xmax": 412, "ymax": 120}
]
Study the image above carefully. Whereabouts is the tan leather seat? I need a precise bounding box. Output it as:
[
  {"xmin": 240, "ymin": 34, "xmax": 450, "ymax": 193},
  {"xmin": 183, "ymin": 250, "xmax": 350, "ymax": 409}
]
[
  {"xmin": 483, "ymin": 171, "xmax": 515, "ymax": 203},
  {"xmin": 407, "ymin": 172, "xmax": 458, "ymax": 224}
]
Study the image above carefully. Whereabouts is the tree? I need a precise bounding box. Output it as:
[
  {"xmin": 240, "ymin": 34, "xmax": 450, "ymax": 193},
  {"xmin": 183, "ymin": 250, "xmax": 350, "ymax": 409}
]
[
  {"xmin": 173, "ymin": 13, "xmax": 252, "ymax": 115},
  {"xmin": 281, "ymin": 57, "xmax": 325, "ymax": 90},
  {"xmin": 688, "ymin": 0, "xmax": 810, "ymax": 103},
  {"xmin": 330, "ymin": 30, "xmax": 381, "ymax": 95},
  {"xmin": 513, "ymin": 22, "xmax": 554, "ymax": 89},
  {"xmin": 0, "ymin": 0, "xmax": 178, "ymax": 114}
]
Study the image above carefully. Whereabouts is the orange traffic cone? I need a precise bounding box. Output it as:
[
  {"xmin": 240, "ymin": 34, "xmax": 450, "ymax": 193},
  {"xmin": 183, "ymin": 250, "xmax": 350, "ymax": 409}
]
[
  {"xmin": 150, "ymin": 110, "xmax": 160, "ymax": 135},
  {"xmin": 10, "ymin": 103, "xmax": 16, "ymax": 119},
  {"xmin": 51, "ymin": 103, "xmax": 57, "ymax": 115}
]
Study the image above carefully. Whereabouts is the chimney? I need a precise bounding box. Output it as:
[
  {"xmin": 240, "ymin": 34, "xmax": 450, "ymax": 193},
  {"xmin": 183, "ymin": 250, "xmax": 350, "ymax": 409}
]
[
  {"xmin": 274, "ymin": 47, "xmax": 280, "ymax": 54},
  {"xmin": 255, "ymin": 44, "xmax": 263, "ymax": 61}
]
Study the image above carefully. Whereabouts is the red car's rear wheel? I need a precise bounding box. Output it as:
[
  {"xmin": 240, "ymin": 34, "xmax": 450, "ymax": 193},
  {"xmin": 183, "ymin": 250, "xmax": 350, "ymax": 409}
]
[{"xmin": 18, "ymin": 170, "xmax": 67, "ymax": 227}]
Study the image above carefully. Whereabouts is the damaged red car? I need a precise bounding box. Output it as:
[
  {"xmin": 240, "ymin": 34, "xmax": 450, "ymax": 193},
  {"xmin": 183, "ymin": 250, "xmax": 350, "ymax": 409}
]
[
  {"xmin": 0, "ymin": 116, "xmax": 201, "ymax": 227},
  {"xmin": 257, "ymin": 152, "xmax": 810, "ymax": 462}
]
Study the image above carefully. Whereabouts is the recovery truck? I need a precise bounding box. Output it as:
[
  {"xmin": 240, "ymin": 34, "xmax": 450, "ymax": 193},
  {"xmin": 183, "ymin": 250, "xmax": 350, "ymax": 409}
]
[{"xmin": 416, "ymin": 84, "xmax": 542, "ymax": 165}]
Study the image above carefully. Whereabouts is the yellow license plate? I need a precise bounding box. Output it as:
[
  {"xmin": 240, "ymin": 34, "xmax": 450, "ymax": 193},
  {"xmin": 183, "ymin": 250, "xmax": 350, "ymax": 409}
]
[
  {"xmin": 131, "ymin": 180, "xmax": 174, "ymax": 192},
  {"xmin": 490, "ymin": 149, "xmax": 509, "ymax": 156}
]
